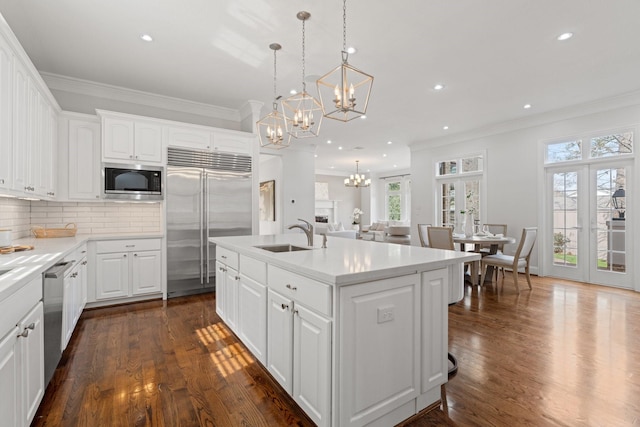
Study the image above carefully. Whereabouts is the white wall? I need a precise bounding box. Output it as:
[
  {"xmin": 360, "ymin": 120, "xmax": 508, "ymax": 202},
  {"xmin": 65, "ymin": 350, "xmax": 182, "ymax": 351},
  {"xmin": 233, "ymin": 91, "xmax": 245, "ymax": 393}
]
[
  {"xmin": 410, "ymin": 102, "xmax": 640, "ymax": 283},
  {"xmin": 259, "ymin": 154, "xmax": 283, "ymax": 235}
]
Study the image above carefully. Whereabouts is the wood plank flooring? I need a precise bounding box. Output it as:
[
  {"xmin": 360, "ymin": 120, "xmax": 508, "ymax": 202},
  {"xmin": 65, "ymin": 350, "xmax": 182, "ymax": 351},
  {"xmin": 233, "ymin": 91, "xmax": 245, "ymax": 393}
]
[{"xmin": 33, "ymin": 274, "xmax": 640, "ymax": 426}]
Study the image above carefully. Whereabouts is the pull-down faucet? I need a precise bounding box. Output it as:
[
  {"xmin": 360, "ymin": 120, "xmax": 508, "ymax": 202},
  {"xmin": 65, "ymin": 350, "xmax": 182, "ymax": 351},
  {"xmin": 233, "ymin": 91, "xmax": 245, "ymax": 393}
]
[{"xmin": 288, "ymin": 218, "xmax": 314, "ymax": 247}]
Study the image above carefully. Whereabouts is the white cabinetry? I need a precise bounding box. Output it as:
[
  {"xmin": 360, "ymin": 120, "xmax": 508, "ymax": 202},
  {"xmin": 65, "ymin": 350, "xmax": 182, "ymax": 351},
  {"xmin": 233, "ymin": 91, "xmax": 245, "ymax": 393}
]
[
  {"xmin": 62, "ymin": 246, "xmax": 88, "ymax": 350},
  {"xmin": 168, "ymin": 125, "xmax": 212, "ymax": 151},
  {"xmin": 12, "ymin": 59, "xmax": 29, "ymax": 193},
  {"xmin": 94, "ymin": 239, "xmax": 162, "ymax": 302},
  {"xmin": 215, "ymin": 246, "xmax": 240, "ymax": 333},
  {"xmin": 237, "ymin": 255, "xmax": 267, "ymax": 364},
  {"xmin": 0, "ymin": 277, "xmax": 44, "ymax": 427},
  {"xmin": 101, "ymin": 114, "xmax": 162, "ymax": 164},
  {"xmin": 267, "ymin": 266, "xmax": 331, "ymax": 427},
  {"xmin": 212, "ymin": 130, "xmax": 254, "ymax": 156},
  {"xmin": 0, "ymin": 35, "xmax": 13, "ymax": 191},
  {"xmin": 68, "ymin": 119, "xmax": 101, "ymax": 200}
]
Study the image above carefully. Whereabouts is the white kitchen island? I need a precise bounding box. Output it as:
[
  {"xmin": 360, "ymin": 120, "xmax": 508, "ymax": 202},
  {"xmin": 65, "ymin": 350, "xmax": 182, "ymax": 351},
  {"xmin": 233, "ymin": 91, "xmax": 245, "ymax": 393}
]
[{"xmin": 210, "ymin": 234, "xmax": 479, "ymax": 427}]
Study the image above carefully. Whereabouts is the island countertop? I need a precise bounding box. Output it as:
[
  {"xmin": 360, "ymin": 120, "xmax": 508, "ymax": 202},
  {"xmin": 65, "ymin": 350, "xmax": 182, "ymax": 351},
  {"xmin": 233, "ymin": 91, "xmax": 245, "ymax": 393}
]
[{"xmin": 210, "ymin": 234, "xmax": 480, "ymax": 286}]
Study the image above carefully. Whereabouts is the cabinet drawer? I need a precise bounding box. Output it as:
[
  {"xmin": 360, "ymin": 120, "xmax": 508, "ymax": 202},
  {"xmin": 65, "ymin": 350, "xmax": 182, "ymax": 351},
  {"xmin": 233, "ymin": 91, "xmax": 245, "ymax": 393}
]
[
  {"xmin": 268, "ymin": 266, "xmax": 331, "ymax": 317},
  {"xmin": 0, "ymin": 277, "xmax": 42, "ymax": 339},
  {"xmin": 96, "ymin": 238, "xmax": 161, "ymax": 254},
  {"xmin": 216, "ymin": 246, "xmax": 238, "ymax": 270},
  {"xmin": 240, "ymin": 255, "xmax": 266, "ymax": 283}
]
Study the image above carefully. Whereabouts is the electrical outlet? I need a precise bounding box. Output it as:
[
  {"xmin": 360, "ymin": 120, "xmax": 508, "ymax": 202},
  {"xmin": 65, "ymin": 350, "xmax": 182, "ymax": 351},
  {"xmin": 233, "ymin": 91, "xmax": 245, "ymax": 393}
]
[{"xmin": 377, "ymin": 305, "xmax": 395, "ymax": 324}]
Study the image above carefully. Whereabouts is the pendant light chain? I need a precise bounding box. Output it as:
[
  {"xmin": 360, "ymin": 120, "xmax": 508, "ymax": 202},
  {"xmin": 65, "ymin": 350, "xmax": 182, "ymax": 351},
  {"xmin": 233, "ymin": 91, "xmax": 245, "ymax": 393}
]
[
  {"xmin": 301, "ymin": 17, "xmax": 307, "ymax": 93},
  {"xmin": 342, "ymin": 0, "xmax": 347, "ymax": 52},
  {"xmin": 272, "ymin": 47, "xmax": 278, "ymax": 106}
]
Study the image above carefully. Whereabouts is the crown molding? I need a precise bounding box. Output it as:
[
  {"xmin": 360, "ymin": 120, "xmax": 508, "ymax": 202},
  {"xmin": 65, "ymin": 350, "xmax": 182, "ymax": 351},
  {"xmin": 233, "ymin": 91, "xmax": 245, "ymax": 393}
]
[
  {"xmin": 410, "ymin": 89, "xmax": 640, "ymax": 151},
  {"xmin": 41, "ymin": 72, "xmax": 241, "ymax": 122}
]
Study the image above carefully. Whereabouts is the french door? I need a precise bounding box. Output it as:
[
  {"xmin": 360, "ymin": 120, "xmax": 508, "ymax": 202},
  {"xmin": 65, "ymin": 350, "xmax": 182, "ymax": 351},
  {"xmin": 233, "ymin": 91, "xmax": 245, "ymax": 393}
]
[{"xmin": 546, "ymin": 160, "xmax": 632, "ymax": 288}]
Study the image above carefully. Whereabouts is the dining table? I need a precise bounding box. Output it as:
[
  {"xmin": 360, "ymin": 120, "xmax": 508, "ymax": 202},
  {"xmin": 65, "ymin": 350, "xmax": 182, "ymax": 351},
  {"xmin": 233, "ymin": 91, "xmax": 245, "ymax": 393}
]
[{"xmin": 452, "ymin": 234, "xmax": 516, "ymax": 284}]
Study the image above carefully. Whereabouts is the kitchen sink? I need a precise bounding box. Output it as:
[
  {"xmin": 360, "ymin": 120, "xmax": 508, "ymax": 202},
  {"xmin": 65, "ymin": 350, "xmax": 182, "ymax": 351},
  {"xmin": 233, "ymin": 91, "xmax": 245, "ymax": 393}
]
[{"xmin": 254, "ymin": 244, "xmax": 311, "ymax": 253}]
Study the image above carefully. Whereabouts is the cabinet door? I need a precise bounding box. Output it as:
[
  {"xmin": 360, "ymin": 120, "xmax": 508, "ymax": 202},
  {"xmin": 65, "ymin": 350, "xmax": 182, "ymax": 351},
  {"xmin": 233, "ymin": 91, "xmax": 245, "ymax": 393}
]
[
  {"xmin": 103, "ymin": 117, "xmax": 134, "ymax": 161},
  {"xmin": 0, "ymin": 326, "xmax": 20, "ymax": 427},
  {"xmin": 79, "ymin": 258, "xmax": 88, "ymax": 308},
  {"xmin": 224, "ymin": 266, "xmax": 240, "ymax": 333},
  {"xmin": 292, "ymin": 304, "xmax": 331, "ymax": 427},
  {"xmin": 215, "ymin": 261, "xmax": 226, "ymax": 321},
  {"xmin": 167, "ymin": 126, "xmax": 212, "ymax": 150},
  {"xmin": 212, "ymin": 132, "xmax": 253, "ymax": 156},
  {"xmin": 96, "ymin": 252, "xmax": 129, "ymax": 300},
  {"xmin": 131, "ymin": 250, "xmax": 162, "ymax": 295},
  {"xmin": 238, "ymin": 274, "xmax": 267, "ymax": 364},
  {"xmin": 62, "ymin": 271, "xmax": 74, "ymax": 349},
  {"xmin": 134, "ymin": 122, "xmax": 163, "ymax": 163},
  {"xmin": 267, "ymin": 289, "xmax": 293, "ymax": 393},
  {"xmin": 34, "ymin": 96, "xmax": 53, "ymax": 197},
  {"xmin": 19, "ymin": 301, "xmax": 44, "ymax": 427},
  {"xmin": 0, "ymin": 36, "xmax": 13, "ymax": 190},
  {"xmin": 12, "ymin": 60, "xmax": 29, "ymax": 193},
  {"xmin": 26, "ymin": 79, "xmax": 40, "ymax": 193},
  {"xmin": 68, "ymin": 119, "xmax": 101, "ymax": 200},
  {"xmin": 420, "ymin": 269, "xmax": 448, "ymax": 394}
]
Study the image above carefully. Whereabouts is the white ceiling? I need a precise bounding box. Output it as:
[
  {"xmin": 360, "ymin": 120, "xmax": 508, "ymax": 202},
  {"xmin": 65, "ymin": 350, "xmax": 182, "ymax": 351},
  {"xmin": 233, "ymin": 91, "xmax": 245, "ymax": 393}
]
[{"xmin": 1, "ymin": 0, "xmax": 640, "ymax": 176}]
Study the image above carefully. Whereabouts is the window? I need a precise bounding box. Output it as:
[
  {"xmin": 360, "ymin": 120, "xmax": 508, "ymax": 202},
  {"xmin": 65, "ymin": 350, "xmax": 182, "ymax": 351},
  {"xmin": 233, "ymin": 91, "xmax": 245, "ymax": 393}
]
[
  {"xmin": 384, "ymin": 176, "xmax": 411, "ymax": 222},
  {"xmin": 590, "ymin": 132, "xmax": 633, "ymax": 158},
  {"xmin": 435, "ymin": 153, "xmax": 485, "ymax": 226},
  {"xmin": 545, "ymin": 130, "xmax": 633, "ymax": 164}
]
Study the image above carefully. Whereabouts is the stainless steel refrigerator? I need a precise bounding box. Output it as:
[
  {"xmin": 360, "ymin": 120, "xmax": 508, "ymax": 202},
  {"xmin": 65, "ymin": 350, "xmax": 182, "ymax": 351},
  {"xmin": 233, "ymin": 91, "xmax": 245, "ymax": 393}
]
[{"xmin": 166, "ymin": 147, "xmax": 252, "ymax": 298}]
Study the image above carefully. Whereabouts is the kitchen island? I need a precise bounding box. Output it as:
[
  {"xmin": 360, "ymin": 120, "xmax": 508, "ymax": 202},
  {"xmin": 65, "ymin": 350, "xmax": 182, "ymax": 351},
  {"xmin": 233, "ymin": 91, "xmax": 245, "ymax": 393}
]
[{"xmin": 210, "ymin": 234, "xmax": 479, "ymax": 427}]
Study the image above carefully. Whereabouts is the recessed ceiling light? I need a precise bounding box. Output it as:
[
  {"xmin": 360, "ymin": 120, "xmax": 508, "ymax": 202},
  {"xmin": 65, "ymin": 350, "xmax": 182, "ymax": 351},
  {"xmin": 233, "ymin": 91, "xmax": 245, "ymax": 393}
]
[
  {"xmin": 557, "ymin": 32, "xmax": 573, "ymax": 41},
  {"xmin": 382, "ymin": 154, "xmax": 387, "ymax": 158},
  {"xmin": 523, "ymin": 104, "xmax": 532, "ymax": 109},
  {"xmin": 443, "ymin": 125, "xmax": 449, "ymax": 130},
  {"xmin": 330, "ymin": 166, "xmax": 335, "ymax": 169},
  {"xmin": 140, "ymin": 34, "xmax": 153, "ymax": 42},
  {"xmin": 326, "ymin": 140, "xmax": 332, "ymax": 144},
  {"xmin": 360, "ymin": 115, "xmax": 367, "ymax": 119},
  {"xmin": 393, "ymin": 165, "xmax": 397, "ymax": 168},
  {"xmin": 314, "ymin": 154, "xmax": 318, "ymax": 157},
  {"xmin": 347, "ymin": 46, "xmax": 357, "ymax": 54},
  {"xmin": 338, "ymin": 146, "xmax": 343, "ymax": 150},
  {"xmin": 387, "ymin": 141, "xmax": 393, "ymax": 145},
  {"xmin": 290, "ymin": 89, "xmax": 297, "ymax": 95},
  {"xmin": 433, "ymin": 83, "xmax": 445, "ymax": 91}
]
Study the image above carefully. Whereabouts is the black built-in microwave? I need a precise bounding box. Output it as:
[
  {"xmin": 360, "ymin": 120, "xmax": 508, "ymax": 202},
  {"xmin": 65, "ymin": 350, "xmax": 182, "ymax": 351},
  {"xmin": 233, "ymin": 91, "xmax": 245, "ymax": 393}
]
[{"xmin": 103, "ymin": 163, "xmax": 164, "ymax": 201}]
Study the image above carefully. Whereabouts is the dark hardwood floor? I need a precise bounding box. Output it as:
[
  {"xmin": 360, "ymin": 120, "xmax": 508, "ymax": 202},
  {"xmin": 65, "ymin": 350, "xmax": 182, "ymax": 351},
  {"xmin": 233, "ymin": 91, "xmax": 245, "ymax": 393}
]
[{"xmin": 33, "ymin": 274, "xmax": 640, "ymax": 426}]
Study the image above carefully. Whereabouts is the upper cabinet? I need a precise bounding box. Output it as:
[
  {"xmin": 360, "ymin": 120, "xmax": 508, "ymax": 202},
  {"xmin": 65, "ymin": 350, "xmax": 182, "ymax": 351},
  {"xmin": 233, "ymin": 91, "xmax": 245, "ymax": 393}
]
[
  {"xmin": 101, "ymin": 114, "xmax": 162, "ymax": 164},
  {"xmin": 68, "ymin": 118, "xmax": 101, "ymax": 200},
  {"xmin": 0, "ymin": 35, "xmax": 13, "ymax": 192},
  {"xmin": 0, "ymin": 18, "xmax": 59, "ymax": 200}
]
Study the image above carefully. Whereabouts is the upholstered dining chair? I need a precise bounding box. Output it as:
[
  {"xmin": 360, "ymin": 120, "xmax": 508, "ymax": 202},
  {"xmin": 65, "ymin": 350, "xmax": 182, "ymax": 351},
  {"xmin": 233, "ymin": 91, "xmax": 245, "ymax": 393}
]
[
  {"xmin": 427, "ymin": 226, "xmax": 477, "ymax": 282},
  {"xmin": 417, "ymin": 224, "xmax": 431, "ymax": 247},
  {"xmin": 479, "ymin": 223, "xmax": 508, "ymax": 279},
  {"xmin": 480, "ymin": 227, "xmax": 537, "ymax": 293}
]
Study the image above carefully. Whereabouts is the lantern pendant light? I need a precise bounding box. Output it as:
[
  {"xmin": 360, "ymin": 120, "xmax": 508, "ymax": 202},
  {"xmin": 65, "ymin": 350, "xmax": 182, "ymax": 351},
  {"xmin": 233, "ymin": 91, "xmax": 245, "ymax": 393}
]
[
  {"xmin": 282, "ymin": 11, "xmax": 323, "ymax": 139},
  {"xmin": 317, "ymin": 0, "xmax": 374, "ymax": 122},
  {"xmin": 256, "ymin": 43, "xmax": 292, "ymax": 149}
]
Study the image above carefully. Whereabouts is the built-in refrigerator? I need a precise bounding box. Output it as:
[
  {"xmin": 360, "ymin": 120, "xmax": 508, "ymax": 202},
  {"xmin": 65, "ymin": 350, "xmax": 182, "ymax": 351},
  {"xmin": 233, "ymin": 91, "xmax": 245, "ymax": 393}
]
[{"xmin": 166, "ymin": 147, "xmax": 252, "ymax": 298}]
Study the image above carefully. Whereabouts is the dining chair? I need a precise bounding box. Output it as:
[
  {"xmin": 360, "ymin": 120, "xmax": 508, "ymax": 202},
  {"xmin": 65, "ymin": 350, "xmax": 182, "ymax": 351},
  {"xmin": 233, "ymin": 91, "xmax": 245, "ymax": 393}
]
[
  {"xmin": 428, "ymin": 226, "xmax": 477, "ymax": 284},
  {"xmin": 480, "ymin": 227, "xmax": 537, "ymax": 293},
  {"xmin": 417, "ymin": 224, "xmax": 431, "ymax": 247},
  {"xmin": 479, "ymin": 223, "xmax": 508, "ymax": 279}
]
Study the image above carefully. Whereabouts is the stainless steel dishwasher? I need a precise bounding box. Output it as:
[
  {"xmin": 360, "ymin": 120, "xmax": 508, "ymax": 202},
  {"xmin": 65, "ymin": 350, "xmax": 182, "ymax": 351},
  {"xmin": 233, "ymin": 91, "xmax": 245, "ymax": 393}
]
[{"xmin": 43, "ymin": 261, "xmax": 73, "ymax": 386}]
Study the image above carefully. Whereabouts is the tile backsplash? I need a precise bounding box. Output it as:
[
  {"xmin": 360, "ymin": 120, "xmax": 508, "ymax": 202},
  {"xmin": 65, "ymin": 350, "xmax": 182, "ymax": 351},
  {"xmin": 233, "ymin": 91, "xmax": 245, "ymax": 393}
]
[{"xmin": 0, "ymin": 198, "xmax": 162, "ymax": 239}]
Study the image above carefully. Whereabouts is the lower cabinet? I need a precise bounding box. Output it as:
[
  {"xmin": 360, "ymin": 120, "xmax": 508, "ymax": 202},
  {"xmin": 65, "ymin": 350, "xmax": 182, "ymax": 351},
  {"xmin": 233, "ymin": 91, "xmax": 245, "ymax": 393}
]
[
  {"xmin": 215, "ymin": 260, "xmax": 239, "ymax": 333},
  {"xmin": 62, "ymin": 254, "xmax": 87, "ymax": 350},
  {"xmin": 237, "ymin": 274, "xmax": 267, "ymax": 364},
  {"xmin": 95, "ymin": 239, "xmax": 162, "ymax": 302},
  {"xmin": 0, "ymin": 277, "xmax": 44, "ymax": 427},
  {"xmin": 267, "ymin": 288, "xmax": 331, "ymax": 427}
]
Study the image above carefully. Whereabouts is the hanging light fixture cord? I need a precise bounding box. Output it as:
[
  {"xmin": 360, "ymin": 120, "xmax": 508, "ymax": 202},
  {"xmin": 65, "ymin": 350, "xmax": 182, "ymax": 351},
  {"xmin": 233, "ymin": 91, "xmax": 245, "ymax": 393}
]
[
  {"xmin": 301, "ymin": 16, "xmax": 307, "ymax": 93},
  {"xmin": 342, "ymin": 0, "xmax": 347, "ymax": 53}
]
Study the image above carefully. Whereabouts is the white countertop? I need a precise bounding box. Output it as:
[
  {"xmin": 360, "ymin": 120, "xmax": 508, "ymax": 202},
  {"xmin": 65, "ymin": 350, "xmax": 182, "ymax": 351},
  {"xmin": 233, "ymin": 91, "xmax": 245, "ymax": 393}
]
[
  {"xmin": 210, "ymin": 234, "xmax": 480, "ymax": 286},
  {"xmin": 0, "ymin": 232, "xmax": 163, "ymax": 302}
]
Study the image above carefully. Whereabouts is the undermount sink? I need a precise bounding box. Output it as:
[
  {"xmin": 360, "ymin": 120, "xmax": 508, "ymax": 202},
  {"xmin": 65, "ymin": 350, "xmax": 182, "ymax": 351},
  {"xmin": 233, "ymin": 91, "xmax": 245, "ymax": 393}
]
[{"xmin": 254, "ymin": 244, "xmax": 311, "ymax": 253}]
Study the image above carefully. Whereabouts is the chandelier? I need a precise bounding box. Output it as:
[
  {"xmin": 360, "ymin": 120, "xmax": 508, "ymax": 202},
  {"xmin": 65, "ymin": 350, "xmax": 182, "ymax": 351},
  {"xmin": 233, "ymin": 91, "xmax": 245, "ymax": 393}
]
[
  {"xmin": 256, "ymin": 43, "xmax": 291, "ymax": 149},
  {"xmin": 317, "ymin": 0, "xmax": 373, "ymax": 122},
  {"xmin": 344, "ymin": 160, "xmax": 370, "ymax": 188},
  {"xmin": 281, "ymin": 11, "xmax": 323, "ymax": 139}
]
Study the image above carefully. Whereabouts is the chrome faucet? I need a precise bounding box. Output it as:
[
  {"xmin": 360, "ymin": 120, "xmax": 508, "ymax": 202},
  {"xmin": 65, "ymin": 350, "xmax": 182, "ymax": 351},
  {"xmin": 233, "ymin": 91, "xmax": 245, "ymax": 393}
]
[{"xmin": 288, "ymin": 218, "xmax": 314, "ymax": 247}]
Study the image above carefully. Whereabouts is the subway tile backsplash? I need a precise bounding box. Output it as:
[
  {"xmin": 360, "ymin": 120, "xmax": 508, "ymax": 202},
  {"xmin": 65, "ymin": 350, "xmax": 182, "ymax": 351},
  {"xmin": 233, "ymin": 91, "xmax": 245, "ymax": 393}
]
[{"xmin": 0, "ymin": 198, "xmax": 162, "ymax": 239}]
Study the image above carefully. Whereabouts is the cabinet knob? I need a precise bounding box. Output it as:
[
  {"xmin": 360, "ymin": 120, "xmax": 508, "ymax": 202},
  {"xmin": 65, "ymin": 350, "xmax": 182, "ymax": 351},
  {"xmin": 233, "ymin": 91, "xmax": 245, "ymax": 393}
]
[
  {"xmin": 96, "ymin": 195, "xmax": 100, "ymax": 199},
  {"xmin": 281, "ymin": 303, "xmax": 289, "ymax": 311},
  {"xmin": 286, "ymin": 284, "xmax": 297, "ymax": 291},
  {"xmin": 18, "ymin": 329, "xmax": 29, "ymax": 338},
  {"xmin": 134, "ymin": 253, "xmax": 138, "ymax": 257},
  {"xmin": 27, "ymin": 323, "xmax": 35, "ymax": 330},
  {"xmin": 0, "ymin": 178, "xmax": 4, "ymax": 184},
  {"xmin": 123, "ymin": 254, "xmax": 127, "ymax": 258},
  {"xmin": 235, "ymin": 276, "xmax": 240, "ymax": 280}
]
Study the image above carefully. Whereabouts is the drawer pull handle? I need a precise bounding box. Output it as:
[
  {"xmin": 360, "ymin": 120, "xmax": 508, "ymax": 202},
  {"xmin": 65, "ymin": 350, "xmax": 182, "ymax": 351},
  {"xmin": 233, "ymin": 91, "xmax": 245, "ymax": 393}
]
[
  {"xmin": 293, "ymin": 309, "xmax": 299, "ymax": 316},
  {"xmin": 286, "ymin": 284, "xmax": 297, "ymax": 291},
  {"xmin": 235, "ymin": 276, "xmax": 240, "ymax": 280},
  {"xmin": 281, "ymin": 303, "xmax": 289, "ymax": 310},
  {"xmin": 221, "ymin": 255, "xmax": 227, "ymax": 259},
  {"xmin": 126, "ymin": 245, "xmax": 135, "ymax": 248},
  {"xmin": 18, "ymin": 329, "xmax": 29, "ymax": 338},
  {"xmin": 27, "ymin": 323, "xmax": 35, "ymax": 330}
]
